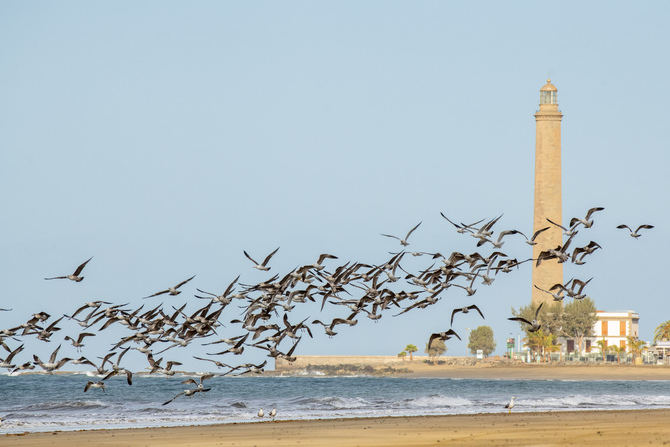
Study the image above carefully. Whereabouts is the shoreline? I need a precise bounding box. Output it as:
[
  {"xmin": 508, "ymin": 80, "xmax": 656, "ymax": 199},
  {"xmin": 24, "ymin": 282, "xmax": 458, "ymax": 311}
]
[{"xmin": 4, "ymin": 409, "xmax": 670, "ymax": 446}]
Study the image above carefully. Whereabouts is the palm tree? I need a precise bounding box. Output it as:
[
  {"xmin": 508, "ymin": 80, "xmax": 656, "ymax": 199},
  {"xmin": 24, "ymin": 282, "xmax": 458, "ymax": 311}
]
[
  {"xmin": 627, "ymin": 336, "xmax": 647, "ymax": 364},
  {"xmin": 524, "ymin": 330, "xmax": 557, "ymax": 362},
  {"xmin": 654, "ymin": 321, "xmax": 670, "ymax": 343},
  {"xmin": 523, "ymin": 330, "xmax": 544, "ymax": 359},
  {"xmin": 404, "ymin": 344, "xmax": 418, "ymax": 361},
  {"xmin": 607, "ymin": 344, "xmax": 625, "ymax": 364},
  {"xmin": 595, "ymin": 338, "xmax": 608, "ymax": 361},
  {"xmin": 397, "ymin": 351, "xmax": 407, "ymax": 361}
]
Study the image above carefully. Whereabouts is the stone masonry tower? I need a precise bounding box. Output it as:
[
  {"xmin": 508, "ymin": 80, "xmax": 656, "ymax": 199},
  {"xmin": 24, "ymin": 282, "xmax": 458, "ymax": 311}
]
[{"xmin": 532, "ymin": 80, "xmax": 563, "ymax": 307}]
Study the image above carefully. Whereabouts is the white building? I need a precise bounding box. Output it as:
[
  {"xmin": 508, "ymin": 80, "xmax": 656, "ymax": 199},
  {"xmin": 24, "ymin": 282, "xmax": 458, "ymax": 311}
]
[{"xmin": 564, "ymin": 310, "xmax": 639, "ymax": 354}]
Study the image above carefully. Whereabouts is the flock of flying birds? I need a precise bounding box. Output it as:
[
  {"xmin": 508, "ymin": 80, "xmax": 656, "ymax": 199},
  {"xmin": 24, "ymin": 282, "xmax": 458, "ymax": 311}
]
[{"xmin": 0, "ymin": 208, "xmax": 653, "ymax": 411}]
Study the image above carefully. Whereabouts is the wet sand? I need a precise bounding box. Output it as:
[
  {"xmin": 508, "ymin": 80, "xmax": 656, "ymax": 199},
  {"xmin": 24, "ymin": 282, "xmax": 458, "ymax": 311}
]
[{"xmin": 3, "ymin": 409, "xmax": 670, "ymax": 447}]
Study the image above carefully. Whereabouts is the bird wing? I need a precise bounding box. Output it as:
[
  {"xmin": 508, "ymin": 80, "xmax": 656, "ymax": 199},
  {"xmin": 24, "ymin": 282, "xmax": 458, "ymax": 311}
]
[
  {"xmin": 317, "ymin": 253, "xmax": 338, "ymax": 265},
  {"xmin": 143, "ymin": 289, "xmax": 169, "ymax": 299},
  {"xmin": 616, "ymin": 224, "xmax": 632, "ymax": 232},
  {"xmin": 44, "ymin": 276, "xmax": 68, "ymax": 280},
  {"xmin": 468, "ymin": 304, "xmax": 484, "ymax": 321},
  {"xmin": 262, "ymin": 247, "xmax": 280, "ymax": 266},
  {"xmin": 224, "ymin": 275, "xmax": 241, "ymax": 297},
  {"xmin": 450, "ymin": 308, "xmax": 461, "ymax": 326},
  {"xmin": 636, "ymin": 224, "xmax": 654, "ymax": 232},
  {"xmin": 73, "ymin": 257, "xmax": 93, "ymax": 276},
  {"xmin": 497, "ymin": 230, "xmax": 519, "ymax": 243},
  {"xmin": 531, "ymin": 226, "xmax": 550, "ymax": 241},
  {"xmin": 380, "ymin": 233, "xmax": 401, "ymax": 241},
  {"xmin": 481, "ymin": 214, "xmax": 503, "ymax": 232},
  {"xmin": 163, "ymin": 391, "xmax": 185, "ymax": 406},
  {"xmin": 404, "ymin": 221, "xmax": 422, "ymax": 240},
  {"xmin": 546, "ymin": 218, "xmax": 566, "ymax": 231},
  {"xmin": 199, "ymin": 373, "xmax": 215, "ymax": 383},
  {"xmin": 440, "ymin": 212, "xmax": 463, "ymax": 229},
  {"xmin": 243, "ymin": 250, "xmax": 259, "ymax": 265},
  {"xmin": 49, "ymin": 344, "xmax": 61, "ymax": 364},
  {"xmin": 181, "ymin": 378, "xmax": 197, "ymax": 385},
  {"xmin": 70, "ymin": 304, "xmax": 91, "ymax": 318},
  {"xmin": 507, "ymin": 317, "xmax": 532, "ymax": 325},
  {"xmin": 233, "ymin": 333, "xmax": 249, "ymax": 348},
  {"xmin": 77, "ymin": 332, "xmax": 95, "ymax": 343},
  {"xmin": 427, "ymin": 333, "xmax": 440, "ymax": 350},
  {"xmin": 445, "ymin": 329, "xmax": 461, "ymax": 340},
  {"xmin": 174, "ymin": 275, "xmax": 196, "ymax": 289},
  {"xmin": 535, "ymin": 302, "xmax": 544, "ymax": 319},
  {"xmin": 6, "ymin": 344, "xmax": 23, "ymax": 363},
  {"xmin": 585, "ymin": 207, "xmax": 605, "ymax": 220}
]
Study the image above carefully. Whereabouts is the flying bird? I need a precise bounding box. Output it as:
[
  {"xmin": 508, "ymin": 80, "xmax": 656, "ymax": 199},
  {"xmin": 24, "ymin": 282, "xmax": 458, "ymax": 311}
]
[
  {"xmin": 84, "ymin": 381, "xmax": 106, "ymax": 393},
  {"xmin": 569, "ymin": 207, "xmax": 604, "ymax": 229},
  {"xmin": 143, "ymin": 275, "xmax": 196, "ymax": 299},
  {"xmin": 428, "ymin": 329, "xmax": 461, "ymax": 349},
  {"xmin": 381, "ymin": 222, "xmax": 422, "ymax": 246},
  {"xmin": 244, "ymin": 248, "xmax": 280, "ymax": 271},
  {"xmin": 520, "ymin": 227, "xmax": 550, "ymax": 246},
  {"xmin": 508, "ymin": 303, "xmax": 543, "ymax": 332},
  {"xmin": 450, "ymin": 305, "xmax": 484, "ymax": 326},
  {"xmin": 617, "ymin": 224, "xmax": 654, "ymax": 238},
  {"xmin": 44, "ymin": 257, "xmax": 93, "ymax": 282}
]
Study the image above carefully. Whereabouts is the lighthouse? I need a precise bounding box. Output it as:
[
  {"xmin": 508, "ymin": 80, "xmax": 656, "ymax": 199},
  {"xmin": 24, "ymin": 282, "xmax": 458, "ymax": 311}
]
[{"xmin": 531, "ymin": 80, "xmax": 563, "ymax": 307}]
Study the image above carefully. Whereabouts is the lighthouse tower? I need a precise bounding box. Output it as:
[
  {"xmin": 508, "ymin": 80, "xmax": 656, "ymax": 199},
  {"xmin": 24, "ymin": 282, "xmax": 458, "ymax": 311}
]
[{"xmin": 531, "ymin": 80, "xmax": 563, "ymax": 307}]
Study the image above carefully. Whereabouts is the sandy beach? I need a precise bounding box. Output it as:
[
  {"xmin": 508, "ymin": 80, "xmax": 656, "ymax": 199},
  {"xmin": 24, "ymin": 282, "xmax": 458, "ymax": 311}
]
[
  {"xmin": 3, "ymin": 409, "xmax": 669, "ymax": 447},
  {"xmin": 276, "ymin": 355, "xmax": 670, "ymax": 381},
  {"xmin": 400, "ymin": 363, "xmax": 670, "ymax": 381}
]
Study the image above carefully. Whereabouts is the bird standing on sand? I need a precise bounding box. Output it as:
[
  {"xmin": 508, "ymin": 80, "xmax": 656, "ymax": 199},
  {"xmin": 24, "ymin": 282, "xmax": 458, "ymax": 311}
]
[
  {"xmin": 257, "ymin": 408, "xmax": 264, "ymax": 418},
  {"xmin": 504, "ymin": 396, "xmax": 516, "ymax": 415},
  {"xmin": 269, "ymin": 407, "xmax": 277, "ymax": 420},
  {"xmin": 44, "ymin": 257, "xmax": 93, "ymax": 282}
]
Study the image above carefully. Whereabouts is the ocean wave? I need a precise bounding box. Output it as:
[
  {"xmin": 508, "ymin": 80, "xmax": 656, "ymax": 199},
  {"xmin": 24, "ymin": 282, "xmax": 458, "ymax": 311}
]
[
  {"xmin": 16, "ymin": 400, "xmax": 108, "ymax": 411},
  {"xmin": 289, "ymin": 396, "xmax": 373, "ymax": 409},
  {"xmin": 403, "ymin": 394, "xmax": 473, "ymax": 408}
]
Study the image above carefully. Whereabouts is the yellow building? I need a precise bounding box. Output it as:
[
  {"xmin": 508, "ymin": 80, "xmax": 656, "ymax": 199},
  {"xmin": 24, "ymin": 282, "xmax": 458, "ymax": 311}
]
[{"xmin": 532, "ymin": 80, "xmax": 563, "ymax": 307}]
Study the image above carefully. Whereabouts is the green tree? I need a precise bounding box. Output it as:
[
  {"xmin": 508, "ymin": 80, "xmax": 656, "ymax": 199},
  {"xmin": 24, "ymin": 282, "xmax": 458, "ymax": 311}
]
[
  {"xmin": 424, "ymin": 339, "xmax": 446, "ymax": 364},
  {"xmin": 627, "ymin": 336, "xmax": 647, "ymax": 363},
  {"xmin": 397, "ymin": 351, "xmax": 407, "ymax": 361},
  {"xmin": 654, "ymin": 320, "xmax": 670, "ymax": 343},
  {"xmin": 404, "ymin": 344, "xmax": 418, "ymax": 361},
  {"xmin": 561, "ymin": 297, "xmax": 597, "ymax": 353},
  {"xmin": 511, "ymin": 302, "xmax": 563, "ymax": 337},
  {"xmin": 523, "ymin": 329, "xmax": 556, "ymax": 362},
  {"xmin": 468, "ymin": 325, "xmax": 496, "ymax": 357}
]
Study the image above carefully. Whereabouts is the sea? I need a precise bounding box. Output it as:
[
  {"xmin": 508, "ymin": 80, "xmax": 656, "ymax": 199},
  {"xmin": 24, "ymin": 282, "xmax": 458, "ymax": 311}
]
[{"xmin": 2, "ymin": 374, "xmax": 670, "ymax": 433}]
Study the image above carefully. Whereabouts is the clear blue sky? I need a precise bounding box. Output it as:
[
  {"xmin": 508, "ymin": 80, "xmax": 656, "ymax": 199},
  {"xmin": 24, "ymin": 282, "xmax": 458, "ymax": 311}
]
[{"xmin": 1, "ymin": 1, "xmax": 668, "ymax": 371}]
